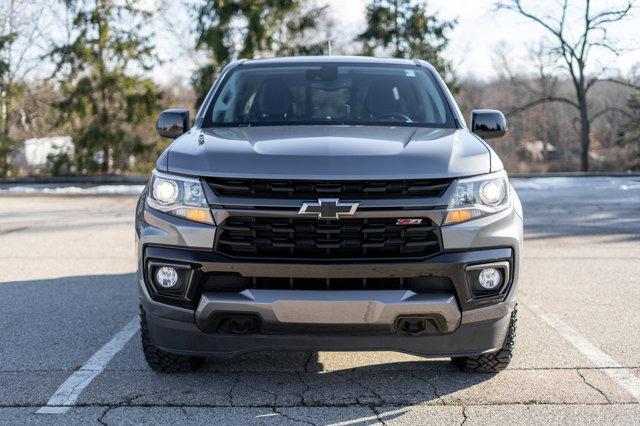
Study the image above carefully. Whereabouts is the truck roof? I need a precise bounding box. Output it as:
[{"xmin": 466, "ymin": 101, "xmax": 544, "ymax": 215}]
[{"xmin": 241, "ymin": 55, "xmax": 420, "ymax": 66}]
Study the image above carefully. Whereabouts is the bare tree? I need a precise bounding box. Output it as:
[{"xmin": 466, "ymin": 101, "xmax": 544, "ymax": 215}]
[{"xmin": 497, "ymin": 0, "xmax": 638, "ymax": 171}]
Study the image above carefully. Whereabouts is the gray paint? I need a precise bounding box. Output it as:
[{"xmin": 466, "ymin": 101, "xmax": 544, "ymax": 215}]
[{"xmin": 165, "ymin": 126, "xmax": 492, "ymax": 179}]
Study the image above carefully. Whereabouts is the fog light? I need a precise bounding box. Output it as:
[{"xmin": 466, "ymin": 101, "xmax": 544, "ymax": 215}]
[
  {"xmin": 478, "ymin": 268, "xmax": 502, "ymax": 290},
  {"xmin": 155, "ymin": 267, "xmax": 179, "ymax": 288}
]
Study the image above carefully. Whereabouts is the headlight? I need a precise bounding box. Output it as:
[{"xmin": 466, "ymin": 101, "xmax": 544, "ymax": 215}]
[
  {"xmin": 147, "ymin": 170, "xmax": 214, "ymax": 224},
  {"xmin": 444, "ymin": 170, "xmax": 510, "ymax": 225},
  {"xmin": 152, "ymin": 179, "xmax": 178, "ymax": 204}
]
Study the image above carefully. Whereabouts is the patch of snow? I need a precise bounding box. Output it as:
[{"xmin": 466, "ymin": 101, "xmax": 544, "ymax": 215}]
[{"xmin": 0, "ymin": 185, "xmax": 145, "ymax": 195}]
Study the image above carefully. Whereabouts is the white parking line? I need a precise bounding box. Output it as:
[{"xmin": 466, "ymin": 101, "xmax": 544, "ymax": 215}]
[
  {"xmin": 526, "ymin": 302, "xmax": 640, "ymax": 402},
  {"xmin": 36, "ymin": 316, "xmax": 140, "ymax": 414}
]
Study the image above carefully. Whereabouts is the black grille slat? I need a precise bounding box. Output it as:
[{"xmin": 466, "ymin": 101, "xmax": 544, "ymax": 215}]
[
  {"xmin": 407, "ymin": 183, "xmax": 450, "ymax": 192},
  {"xmin": 405, "ymin": 241, "xmax": 440, "ymax": 247},
  {"xmin": 209, "ymin": 182, "xmax": 250, "ymax": 192},
  {"xmin": 216, "ymin": 217, "xmax": 441, "ymax": 260},
  {"xmin": 253, "ymin": 277, "xmax": 405, "ymax": 291},
  {"xmin": 207, "ymin": 178, "xmax": 451, "ymax": 199}
]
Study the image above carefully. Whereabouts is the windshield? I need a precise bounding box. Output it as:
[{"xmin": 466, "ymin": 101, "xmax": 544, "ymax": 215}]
[{"xmin": 205, "ymin": 63, "xmax": 454, "ymax": 128}]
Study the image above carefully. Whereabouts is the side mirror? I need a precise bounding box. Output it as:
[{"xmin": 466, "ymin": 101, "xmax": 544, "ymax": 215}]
[
  {"xmin": 156, "ymin": 109, "xmax": 190, "ymax": 139},
  {"xmin": 471, "ymin": 109, "xmax": 507, "ymax": 139}
]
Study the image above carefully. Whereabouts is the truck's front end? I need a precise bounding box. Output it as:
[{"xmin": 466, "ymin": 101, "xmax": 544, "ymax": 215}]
[{"xmin": 136, "ymin": 57, "xmax": 523, "ymax": 373}]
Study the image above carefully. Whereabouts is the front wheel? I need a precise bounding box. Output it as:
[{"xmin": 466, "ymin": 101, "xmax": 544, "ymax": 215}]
[
  {"xmin": 140, "ymin": 305, "xmax": 206, "ymax": 373},
  {"xmin": 451, "ymin": 305, "xmax": 517, "ymax": 373}
]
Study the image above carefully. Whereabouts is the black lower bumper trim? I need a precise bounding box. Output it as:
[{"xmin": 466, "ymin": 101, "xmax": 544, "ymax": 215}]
[
  {"xmin": 144, "ymin": 245, "xmax": 514, "ymax": 311},
  {"xmin": 145, "ymin": 308, "xmax": 512, "ymax": 357}
]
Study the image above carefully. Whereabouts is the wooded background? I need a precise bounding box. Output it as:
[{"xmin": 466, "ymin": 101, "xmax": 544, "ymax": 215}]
[{"xmin": 1, "ymin": 0, "xmax": 638, "ymax": 177}]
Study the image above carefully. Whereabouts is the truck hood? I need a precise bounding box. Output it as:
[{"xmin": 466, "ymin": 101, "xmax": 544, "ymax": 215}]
[{"xmin": 162, "ymin": 125, "xmax": 492, "ymax": 180}]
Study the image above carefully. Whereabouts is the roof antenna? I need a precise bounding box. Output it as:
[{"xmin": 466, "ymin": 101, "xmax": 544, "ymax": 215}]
[{"xmin": 327, "ymin": 39, "xmax": 332, "ymax": 56}]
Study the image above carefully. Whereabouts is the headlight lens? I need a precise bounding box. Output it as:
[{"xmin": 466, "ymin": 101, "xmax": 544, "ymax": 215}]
[
  {"xmin": 479, "ymin": 179, "xmax": 505, "ymax": 205},
  {"xmin": 152, "ymin": 179, "xmax": 179, "ymax": 204},
  {"xmin": 444, "ymin": 171, "xmax": 510, "ymax": 225},
  {"xmin": 147, "ymin": 170, "xmax": 214, "ymax": 224}
]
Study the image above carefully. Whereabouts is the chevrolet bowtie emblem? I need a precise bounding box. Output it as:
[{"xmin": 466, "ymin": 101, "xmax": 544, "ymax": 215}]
[{"xmin": 298, "ymin": 198, "xmax": 359, "ymax": 220}]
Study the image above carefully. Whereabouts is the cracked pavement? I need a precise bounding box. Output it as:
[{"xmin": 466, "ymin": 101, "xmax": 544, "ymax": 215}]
[{"xmin": 1, "ymin": 177, "xmax": 640, "ymax": 424}]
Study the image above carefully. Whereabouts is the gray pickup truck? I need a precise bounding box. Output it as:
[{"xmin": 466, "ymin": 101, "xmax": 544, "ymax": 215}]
[{"xmin": 136, "ymin": 56, "xmax": 523, "ymax": 373}]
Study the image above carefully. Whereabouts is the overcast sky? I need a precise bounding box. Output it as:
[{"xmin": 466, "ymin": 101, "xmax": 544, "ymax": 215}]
[{"xmin": 152, "ymin": 0, "xmax": 640, "ymax": 85}]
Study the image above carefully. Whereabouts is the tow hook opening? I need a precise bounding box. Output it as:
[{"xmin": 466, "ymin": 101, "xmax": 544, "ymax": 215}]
[
  {"xmin": 200, "ymin": 314, "xmax": 262, "ymax": 334},
  {"xmin": 396, "ymin": 316, "xmax": 438, "ymax": 336},
  {"xmin": 221, "ymin": 316, "xmax": 260, "ymax": 334}
]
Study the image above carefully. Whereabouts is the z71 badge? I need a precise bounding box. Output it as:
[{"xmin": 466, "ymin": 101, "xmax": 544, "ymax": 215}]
[{"xmin": 396, "ymin": 218, "xmax": 423, "ymax": 225}]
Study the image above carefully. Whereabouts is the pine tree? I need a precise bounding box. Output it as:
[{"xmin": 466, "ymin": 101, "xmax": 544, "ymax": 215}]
[
  {"xmin": 193, "ymin": 0, "xmax": 327, "ymax": 105},
  {"xmin": 357, "ymin": 0, "xmax": 455, "ymax": 83},
  {"xmin": 51, "ymin": 0, "xmax": 159, "ymax": 174}
]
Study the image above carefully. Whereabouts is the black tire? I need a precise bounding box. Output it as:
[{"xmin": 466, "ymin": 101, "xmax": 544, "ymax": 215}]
[
  {"xmin": 140, "ymin": 305, "xmax": 206, "ymax": 373},
  {"xmin": 451, "ymin": 305, "xmax": 517, "ymax": 373}
]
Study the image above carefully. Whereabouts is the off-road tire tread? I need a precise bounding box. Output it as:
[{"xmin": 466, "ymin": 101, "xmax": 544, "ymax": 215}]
[
  {"xmin": 452, "ymin": 305, "xmax": 517, "ymax": 373},
  {"xmin": 140, "ymin": 305, "xmax": 205, "ymax": 373}
]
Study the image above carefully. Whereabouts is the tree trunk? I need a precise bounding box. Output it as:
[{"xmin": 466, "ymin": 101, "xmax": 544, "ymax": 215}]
[
  {"xmin": 578, "ymin": 95, "xmax": 590, "ymax": 172},
  {"xmin": 102, "ymin": 146, "xmax": 110, "ymax": 174},
  {"xmin": 393, "ymin": 0, "xmax": 400, "ymax": 56},
  {"xmin": 0, "ymin": 92, "xmax": 9, "ymax": 176},
  {"xmin": 543, "ymin": 109, "xmax": 549, "ymax": 164}
]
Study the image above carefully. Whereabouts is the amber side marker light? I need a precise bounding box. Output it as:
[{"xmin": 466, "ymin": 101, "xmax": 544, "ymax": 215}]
[
  {"xmin": 175, "ymin": 208, "xmax": 214, "ymax": 224},
  {"xmin": 443, "ymin": 209, "xmax": 481, "ymax": 225}
]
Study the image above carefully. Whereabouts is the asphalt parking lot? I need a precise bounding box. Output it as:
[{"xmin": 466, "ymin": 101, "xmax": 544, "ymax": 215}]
[{"xmin": 1, "ymin": 176, "xmax": 639, "ymax": 424}]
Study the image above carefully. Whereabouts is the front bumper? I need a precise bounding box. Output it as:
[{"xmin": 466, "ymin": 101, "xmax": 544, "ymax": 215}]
[
  {"xmin": 138, "ymin": 244, "xmax": 518, "ymax": 357},
  {"xmin": 135, "ymin": 191, "xmax": 522, "ymax": 357}
]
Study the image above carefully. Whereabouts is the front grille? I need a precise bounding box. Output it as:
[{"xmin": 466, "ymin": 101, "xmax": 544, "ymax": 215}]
[
  {"xmin": 215, "ymin": 217, "xmax": 441, "ymax": 260},
  {"xmin": 207, "ymin": 178, "xmax": 451, "ymax": 199},
  {"xmin": 201, "ymin": 273, "xmax": 454, "ymax": 292}
]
